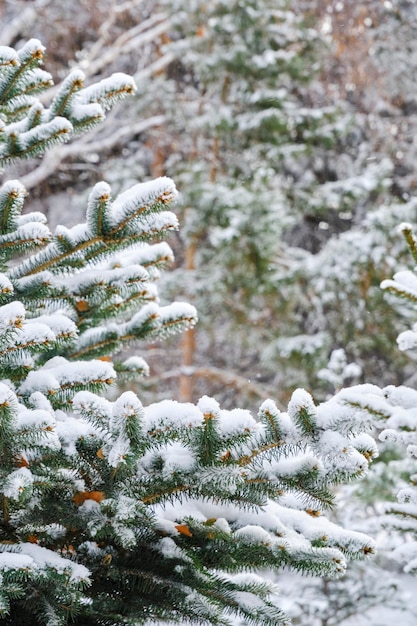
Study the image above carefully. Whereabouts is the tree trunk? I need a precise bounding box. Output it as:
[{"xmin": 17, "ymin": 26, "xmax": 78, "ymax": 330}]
[{"xmin": 179, "ymin": 239, "xmax": 196, "ymax": 402}]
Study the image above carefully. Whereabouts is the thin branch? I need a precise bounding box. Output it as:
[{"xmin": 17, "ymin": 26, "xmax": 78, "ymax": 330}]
[
  {"xmin": 0, "ymin": 1, "xmax": 51, "ymax": 45},
  {"xmin": 82, "ymin": 13, "xmax": 170, "ymax": 77},
  {"xmin": 38, "ymin": 12, "xmax": 171, "ymax": 104},
  {"xmin": 134, "ymin": 52, "xmax": 175, "ymax": 81},
  {"xmin": 146, "ymin": 365, "xmax": 284, "ymax": 408}
]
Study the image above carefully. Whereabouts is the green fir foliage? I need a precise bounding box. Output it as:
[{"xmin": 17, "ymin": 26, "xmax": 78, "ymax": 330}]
[{"xmin": 0, "ymin": 40, "xmax": 377, "ymax": 626}]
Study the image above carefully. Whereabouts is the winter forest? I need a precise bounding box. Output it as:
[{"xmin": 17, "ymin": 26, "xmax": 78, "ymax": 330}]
[{"xmin": 1, "ymin": 0, "xmax": 417, "ymax": 624}]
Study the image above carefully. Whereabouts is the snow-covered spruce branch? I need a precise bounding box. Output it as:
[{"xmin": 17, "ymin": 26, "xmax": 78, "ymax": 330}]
[
  {"xmin": 18, "ymin": 114, "xmax": 165, "ymax": 190},
  {"xmin": 0, "ymin": 39, "xmax": 136, "ymax": 166},
  {"xmin": 8, "ymin": 177, "xmax": 178, "ymax": 278},
  {"xmin": 0, "ymin": 38, "xmax": 379, "ymax": 626}
]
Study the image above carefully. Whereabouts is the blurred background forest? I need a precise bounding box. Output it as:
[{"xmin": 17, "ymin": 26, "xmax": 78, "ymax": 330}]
[
  {"xmin": 2, "ymin": 3, "xmax": 417, "ymax": 622},
  {"xmin": 3, "ymin": 0, "xmax": 417, "ymax": 412}
]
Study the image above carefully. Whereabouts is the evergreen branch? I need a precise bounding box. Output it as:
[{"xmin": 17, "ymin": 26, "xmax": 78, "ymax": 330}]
[
  {"xmin": 18, "ymin": 115, "xmax": 165, "ymax": 191},
  {"xmin": 382, "ymin": 282, "xmax": 417, "ymax": 303},
  {"xmin": 261, "ymin": 406, "xmax": 282, "ymax": 442},
  {"xmin": 13, "ymin": 235, "xmax": 102, "ymax": 277},
  {"xmin": 0, "ymin": 181, "xmax": 26, "ymax": 236},
  {"xmin": 0, "ymin": 120, "xmax": 72, "ymax": 165},
  {"xmin": 400, "ymin": 222, "xmax": 417, "ymax": 266},
  {"xmin": 141, "ymin": 484, "xmax": 191, "ymax": 504},
  {"xmin": 69, "ymin": 332, "xmax": 148, "ymax": 360},
  {"xmin": 48, "ymin": 70, "xmax": 84, "ymax": 119},
  {"xmin": 0, "ymin": 40, "xmax": 45, "ymax": 105},
  {"xmin": 12, "ymin": 207, "xmax": 177, "ymax": 280},
  {"xmin": 237, "ymin": 441, "xmax": 283, "ymax": 466},
  {"xmin": 0, "ymin": 35, "xmax": 380, "ymax": 625}
]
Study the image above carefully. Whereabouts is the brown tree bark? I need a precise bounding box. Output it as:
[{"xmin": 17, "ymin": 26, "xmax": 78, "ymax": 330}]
[{"xmin": 178, "ymin": 239, "xmax": 197, "ymax": 402}]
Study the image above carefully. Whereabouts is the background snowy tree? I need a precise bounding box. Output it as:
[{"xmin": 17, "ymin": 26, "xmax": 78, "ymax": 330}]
[
  {"xmin": 143, "ymin": 0, "xmax": 397, "ymax": 406},
  {"xmin": 269, "ymin": 0, "xmax": 417, "ymax": 399},
  {"xmin": 279, "ymin": 216, "xmax": 417, "ymax": 626},
  {"xmin": 341, "ymin": 221, "xmax": 417, "ymax": 577}
]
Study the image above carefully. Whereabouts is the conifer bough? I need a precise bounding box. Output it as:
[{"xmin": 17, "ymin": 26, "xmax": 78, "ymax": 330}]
[{"xmin": 0, "ymin": 40, "xmax": 376, "ymax": 626}]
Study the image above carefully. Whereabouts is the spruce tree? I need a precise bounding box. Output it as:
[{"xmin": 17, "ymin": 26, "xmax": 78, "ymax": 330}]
[
  {"xmin": 0, "ymin": 40, "xmax": 378, "ymax": 626},
  {"xmin": 155, "ymin": 0, "xmax": 361, "ymax": 404}
]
